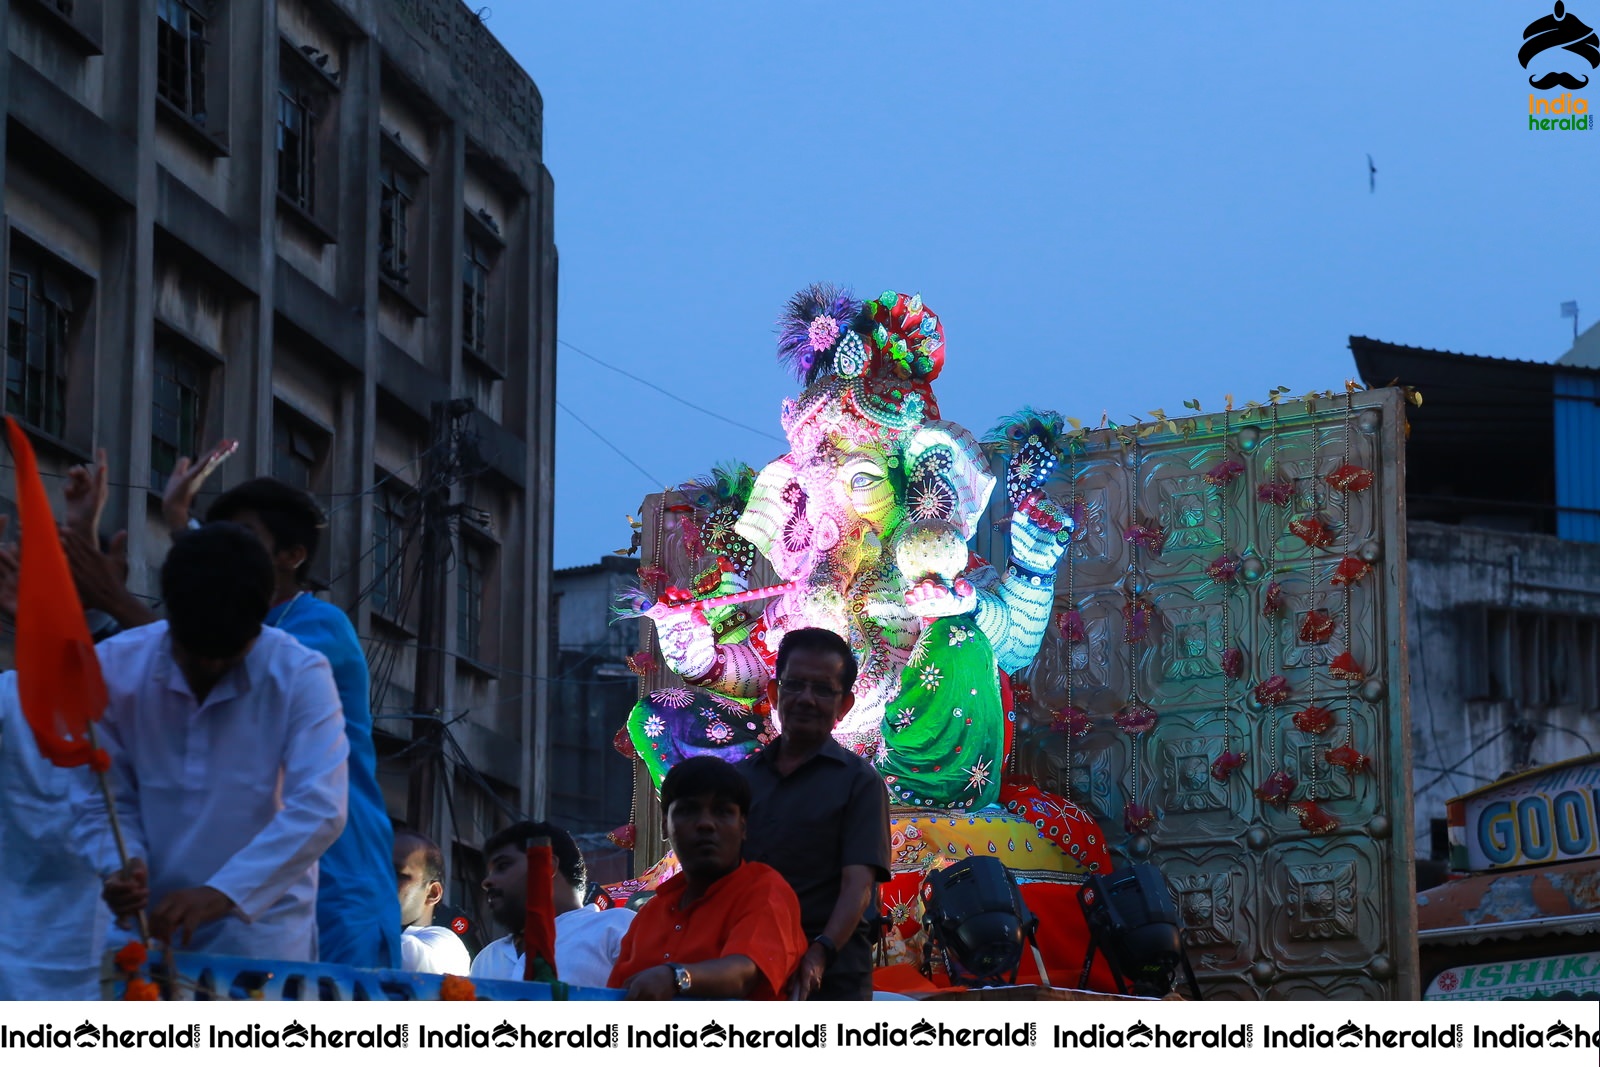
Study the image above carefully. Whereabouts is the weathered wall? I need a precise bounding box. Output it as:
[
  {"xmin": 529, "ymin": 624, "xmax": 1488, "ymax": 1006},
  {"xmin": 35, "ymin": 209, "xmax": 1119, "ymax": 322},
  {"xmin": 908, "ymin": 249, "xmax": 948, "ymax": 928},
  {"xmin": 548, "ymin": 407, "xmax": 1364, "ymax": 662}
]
[{"xmin": 1406, "ymin": 521, "xmax": 1600, "ymax": 860}]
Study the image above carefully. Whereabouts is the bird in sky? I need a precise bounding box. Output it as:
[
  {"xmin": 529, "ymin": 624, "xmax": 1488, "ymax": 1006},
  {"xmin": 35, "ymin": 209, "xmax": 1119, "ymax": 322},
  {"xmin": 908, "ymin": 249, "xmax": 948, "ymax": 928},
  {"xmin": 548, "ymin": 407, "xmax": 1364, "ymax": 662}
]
[{"xmin": 1367, "ymin": 154, "xmax": 1377, "ymax": 193}]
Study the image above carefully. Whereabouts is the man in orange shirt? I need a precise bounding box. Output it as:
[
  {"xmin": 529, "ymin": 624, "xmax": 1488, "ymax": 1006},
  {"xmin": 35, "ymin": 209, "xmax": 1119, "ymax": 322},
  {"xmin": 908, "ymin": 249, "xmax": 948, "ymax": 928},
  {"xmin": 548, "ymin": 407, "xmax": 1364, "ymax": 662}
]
[{"xmin": 608, "ymin": 756, "xmax": 806, "ymax": 1000}]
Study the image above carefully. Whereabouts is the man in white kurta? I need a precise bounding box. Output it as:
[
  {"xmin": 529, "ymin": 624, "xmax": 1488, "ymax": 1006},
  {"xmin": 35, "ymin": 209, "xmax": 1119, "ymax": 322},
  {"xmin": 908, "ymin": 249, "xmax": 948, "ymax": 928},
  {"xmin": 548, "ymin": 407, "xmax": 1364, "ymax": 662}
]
[
  {"xmin": 468, "ymin": 820, "xmax": 634, "ymax": 988},
  {"xmin": 0, "ymin": 672, "xmax": 109, "ymax": 998},
  {"xmin": 74, "ymin": 619, "xmax": 349, "ymax": 961}
]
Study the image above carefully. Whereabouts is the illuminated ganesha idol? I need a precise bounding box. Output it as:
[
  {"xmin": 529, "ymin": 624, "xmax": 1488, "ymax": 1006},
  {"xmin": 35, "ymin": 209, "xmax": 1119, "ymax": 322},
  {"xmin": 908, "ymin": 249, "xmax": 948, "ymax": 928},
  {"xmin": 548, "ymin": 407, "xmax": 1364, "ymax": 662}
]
[{"xmin": 626, "ymin": 285, "xmax": 1106, "ymax": 871}]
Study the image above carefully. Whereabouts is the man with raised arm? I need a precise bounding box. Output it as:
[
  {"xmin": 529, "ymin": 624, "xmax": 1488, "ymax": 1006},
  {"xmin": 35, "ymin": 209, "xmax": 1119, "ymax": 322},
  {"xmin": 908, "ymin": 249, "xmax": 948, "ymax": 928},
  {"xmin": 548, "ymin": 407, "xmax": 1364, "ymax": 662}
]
[{"xmin": 75, "ymin": 523, "xmax": 348, "ymax": 959}]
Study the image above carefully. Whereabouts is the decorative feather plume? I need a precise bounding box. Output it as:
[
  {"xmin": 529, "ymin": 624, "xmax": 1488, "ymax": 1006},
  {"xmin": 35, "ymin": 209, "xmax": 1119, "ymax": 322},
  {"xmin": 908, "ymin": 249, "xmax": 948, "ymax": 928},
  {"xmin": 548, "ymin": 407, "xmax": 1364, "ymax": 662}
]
[
  {"xmin": 776, "ymin": 283, "xmax": 863, "ymax": 386},
  {"xmin": 675, "ymin": 462, "xmax": 758, "ymax": 511},
  {"xmin": 983, "ymin": 406, "xmax": 1066, "ymax": 447},
  {"xmin": 985, "ymin": 407, "xmax": 1067, "ymax": 505}
]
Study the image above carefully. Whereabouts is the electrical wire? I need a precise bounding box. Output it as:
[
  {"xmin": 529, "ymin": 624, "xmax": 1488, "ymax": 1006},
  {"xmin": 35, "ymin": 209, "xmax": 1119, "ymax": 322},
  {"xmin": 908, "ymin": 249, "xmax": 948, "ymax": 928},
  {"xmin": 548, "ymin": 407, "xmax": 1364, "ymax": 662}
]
[
  {"xmin": 1415, "ymin": 725, "xmax": 1512, "ymax": 795},
  {"xmin": 558, "ymin": 339, "xmax": 783, "ymax": 443},
  {"xmin": 1516, "ymin": 718, "xmax": 1595, "ymax": 755},
  {"xmin": 555, "ymin": 400, "xmax": 668, "ymax": 491}
]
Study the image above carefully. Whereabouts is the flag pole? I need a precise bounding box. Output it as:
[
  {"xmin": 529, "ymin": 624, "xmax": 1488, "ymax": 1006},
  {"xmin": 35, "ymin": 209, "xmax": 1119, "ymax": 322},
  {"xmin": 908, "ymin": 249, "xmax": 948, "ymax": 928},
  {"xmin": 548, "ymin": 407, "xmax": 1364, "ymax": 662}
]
[{"xmin": 87, "ymin": 722, "xmax": 150, "ymax": 945}]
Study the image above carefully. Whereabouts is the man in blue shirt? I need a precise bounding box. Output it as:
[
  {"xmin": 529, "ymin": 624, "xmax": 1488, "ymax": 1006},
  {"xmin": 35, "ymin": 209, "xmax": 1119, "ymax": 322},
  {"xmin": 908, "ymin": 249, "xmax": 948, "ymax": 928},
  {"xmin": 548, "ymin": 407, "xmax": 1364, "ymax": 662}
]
[{"xmin": 201, "ymin": 478, "xmax": 400, "ymax": 969}]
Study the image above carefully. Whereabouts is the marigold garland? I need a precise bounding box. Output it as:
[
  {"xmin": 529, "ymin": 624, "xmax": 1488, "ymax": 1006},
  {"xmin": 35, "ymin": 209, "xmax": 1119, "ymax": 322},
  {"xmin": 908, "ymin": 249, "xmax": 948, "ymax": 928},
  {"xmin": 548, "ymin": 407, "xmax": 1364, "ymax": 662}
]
[
  {"xmin": 439, "ymin": 974, "xmax": 477, "ymax": 1001},
  {"xmin": 114, "ymin": 941, "xmax": 147, "ymax": 973},
  {"xmin": 122, "ymin": 977, "xmax": 159, "ymax": 1001}
]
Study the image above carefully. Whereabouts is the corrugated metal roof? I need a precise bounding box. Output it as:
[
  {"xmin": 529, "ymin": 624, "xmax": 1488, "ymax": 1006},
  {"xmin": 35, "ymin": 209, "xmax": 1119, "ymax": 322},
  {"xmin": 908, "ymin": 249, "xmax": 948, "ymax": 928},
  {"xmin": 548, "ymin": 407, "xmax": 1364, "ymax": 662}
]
[
  {"xmin": 1348, "ymin": 336, "xmax": 1559, "ymax": 530},
  {"xmin": 1417, "ymin": 856, "xmax": 1600, "ymax": 945},
  {"xmin": 1349, "ymin": 335, "xmax": 1587, "ymax": 371},
  {"xmin": 1351, "ymin": 335, "xmax": 1600, "ymax": 377},
  {"xmin": 1558, "ymin": 320, "xmax": 1600, "ymax": 369}
]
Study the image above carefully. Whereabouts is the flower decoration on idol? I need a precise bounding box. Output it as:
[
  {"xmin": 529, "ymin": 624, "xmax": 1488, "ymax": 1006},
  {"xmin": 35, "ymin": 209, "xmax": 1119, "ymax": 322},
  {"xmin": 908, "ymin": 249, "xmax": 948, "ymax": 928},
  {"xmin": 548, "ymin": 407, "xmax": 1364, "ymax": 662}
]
[
  {"xmin": 1262, "ymin": 581, "xmax": 1286, "ymax": 617},
  {"xmin": 1204, "ymin": 457, "xmax": 1245, "ymax": 488},
  {"xmin": 1123, "ymin": 596, "xmax": 1155, "ymax": 643},
  {"xmin": 1221, "ymin": 647, "xmax": 1245, "ymax": 680},
  {"xmin": 1254, "ymin": 674, "xmax": 1292, "ymax": 707},
  {"xmin": 1210, "ymin": 750, "xmax": 1248, "ymax": 783},
  {"xmin": 1324, "ymin": 745, "xmax": 1372, "ymax": 774},
  {"xmin": 1114, "ymin": 703, "xmax": 1157, "ymax": 735},
  {"xmin": 1289, "ymin": 515, "xmax": 1336, "ymax": 550},
  {"xmin": 1257, "ymin": 479, "xmax": 1294, "ymax": 507},
  {"xmin": 1290, "ymin": 799, "xmax": 1340, "ymax": 835},
  {"xmin": 1330, "ymin": 557, "xmax": 1371, "ymax": 587},
  {"xmin": 1292, "ymin": 704, "xmax": 1336, "ymax": 735},
  {"xmin": 1254, "ymin": 769, "xmax": 1298, "ymax": 807},
  {"xmin": 1298, "ymin": 609, "xmax": 1335, "ymax": 645},
  {"xmin": 1124, "ymin": 522, "xmax": 1163, "ymax": 557},
  {"xmin": 1328, "ymin": 651, "xmax": 1366, "ymax": 682},
  {"xmin": 1205, "ymin": 553, "xmax": 1240, "ymax": 583},
  {"xmin": 1324, "ymin": 464, "xmax": 1374, "ymax": 494},
  {"xmin": 1057, "ymin": 609, "xmax": 1086, "ymax": 644},
  {"xmin": 1051, "ymin": 705, "xmax": 1093, "ymax": 738}
]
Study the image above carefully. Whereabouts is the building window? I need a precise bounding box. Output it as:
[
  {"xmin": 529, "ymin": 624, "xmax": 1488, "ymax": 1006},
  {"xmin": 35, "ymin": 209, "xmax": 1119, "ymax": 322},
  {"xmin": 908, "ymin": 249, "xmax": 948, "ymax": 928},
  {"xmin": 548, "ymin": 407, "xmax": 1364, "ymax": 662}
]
[
  {"xmin": 5, "ymin": 246, "xmax": 75, "ymax": 439},
  {"xmin": 271, "ymin": 405, "xmax": 325, "ymax": 492},
  {"xmin": 457, "ymin": 539, "xmax": 485, "ymax": 661},
  {"xmin": 371, "ymin": 481, "xmax": 409, "ymax": 618},
  {"xmin": 156, "ymin": 0, "xmax": 208, "ymax": 122},
  {"xmin": 150, "ymin": 341, "xmax": 206, "ymax": 479},
  {"xmin": 1476, "ymin": 608, "xmax": 1600, "ymax": 712},
  {"xmin": 462, "ymin": 237, "xmax": 491, "ymax": 359},
  {"xmin": 378, "ymin": 163, "xmax": 414, "ymax": 287},
  {"xmin": 276, "ymin": 85, "xmax": 317, "ymax": 213}
]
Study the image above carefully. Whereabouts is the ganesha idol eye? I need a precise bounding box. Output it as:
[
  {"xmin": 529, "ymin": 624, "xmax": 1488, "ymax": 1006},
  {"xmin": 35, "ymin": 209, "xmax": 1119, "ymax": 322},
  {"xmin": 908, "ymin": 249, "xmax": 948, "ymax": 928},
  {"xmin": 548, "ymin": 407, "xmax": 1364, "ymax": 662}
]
[{"xmin": 850, "ymin": 471, "xmax": 884, "ymax": 492}]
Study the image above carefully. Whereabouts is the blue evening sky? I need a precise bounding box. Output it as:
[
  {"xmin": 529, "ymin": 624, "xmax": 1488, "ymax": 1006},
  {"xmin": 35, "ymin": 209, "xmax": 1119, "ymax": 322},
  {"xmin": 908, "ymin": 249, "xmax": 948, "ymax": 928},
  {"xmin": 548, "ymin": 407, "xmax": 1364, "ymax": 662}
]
[{"xmin": 486, "ymin": 2, "xmax": 1595, "ymax": 568}]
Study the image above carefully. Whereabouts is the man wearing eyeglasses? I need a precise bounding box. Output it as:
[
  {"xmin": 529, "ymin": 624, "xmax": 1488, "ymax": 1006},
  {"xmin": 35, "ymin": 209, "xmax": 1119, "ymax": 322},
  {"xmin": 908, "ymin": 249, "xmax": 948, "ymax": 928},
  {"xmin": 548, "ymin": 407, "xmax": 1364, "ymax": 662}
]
[{"xmin": 737, "ymin": 627, "xmax": 891, "ymax": 1000}]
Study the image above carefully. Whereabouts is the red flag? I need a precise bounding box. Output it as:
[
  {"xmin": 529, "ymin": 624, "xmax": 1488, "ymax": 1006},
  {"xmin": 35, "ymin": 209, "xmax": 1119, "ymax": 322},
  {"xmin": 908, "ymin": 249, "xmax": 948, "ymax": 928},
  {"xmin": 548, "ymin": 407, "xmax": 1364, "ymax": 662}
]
[
  {"xmin": 6, "ymin": 417, "xmax": 107, "ymax": 767},
  {"xmin": 522, "ymin": 841, "xmax": 557, "ymax": 983}
]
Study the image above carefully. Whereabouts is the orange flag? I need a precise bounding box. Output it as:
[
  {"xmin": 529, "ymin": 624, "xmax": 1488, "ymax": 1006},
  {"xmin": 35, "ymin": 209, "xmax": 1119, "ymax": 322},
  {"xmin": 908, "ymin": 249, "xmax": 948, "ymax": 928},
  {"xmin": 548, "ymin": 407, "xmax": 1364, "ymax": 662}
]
[{"xmin": 5, "ymin": 417, "xmax": 108, "ymax": 767}]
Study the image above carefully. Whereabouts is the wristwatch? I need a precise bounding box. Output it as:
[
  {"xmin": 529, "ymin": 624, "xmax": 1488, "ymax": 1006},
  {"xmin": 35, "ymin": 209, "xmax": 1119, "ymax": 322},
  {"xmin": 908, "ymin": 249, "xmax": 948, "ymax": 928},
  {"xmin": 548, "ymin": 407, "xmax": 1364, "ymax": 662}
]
[
  {"xmin": 671, "ymin": 964, "xmax": 692, "ymax": 995},
  {"xmin": 811, "ymin": 934, "xmax": 839, "ymax": 967}
]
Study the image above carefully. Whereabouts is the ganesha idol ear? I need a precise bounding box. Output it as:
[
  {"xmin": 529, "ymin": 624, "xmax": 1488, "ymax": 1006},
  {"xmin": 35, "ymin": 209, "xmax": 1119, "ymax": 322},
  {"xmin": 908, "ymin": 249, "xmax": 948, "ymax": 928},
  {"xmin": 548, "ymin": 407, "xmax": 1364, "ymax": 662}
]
[
  {"xmin": 734, "ymin": 456, "xmax": 809, "ymax": 578},
  {"xmin": 900, "ymin": 422, "xmax": 996, "ymax": 542}
]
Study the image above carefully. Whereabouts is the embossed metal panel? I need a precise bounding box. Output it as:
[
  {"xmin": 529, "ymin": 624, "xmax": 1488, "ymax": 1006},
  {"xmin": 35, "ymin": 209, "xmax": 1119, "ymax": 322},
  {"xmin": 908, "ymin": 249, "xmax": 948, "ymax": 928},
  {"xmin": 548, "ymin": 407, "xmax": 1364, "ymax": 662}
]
[{"xmin": 981, "ymin": 389, "xmax": 1416, "ymax": 999}]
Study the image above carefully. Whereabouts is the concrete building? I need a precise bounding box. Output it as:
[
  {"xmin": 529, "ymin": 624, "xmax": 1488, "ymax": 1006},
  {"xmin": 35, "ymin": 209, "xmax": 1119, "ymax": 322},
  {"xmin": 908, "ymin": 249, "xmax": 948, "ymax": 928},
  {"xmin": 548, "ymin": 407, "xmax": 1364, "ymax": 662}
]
[
  {"xmin": 549, "ymin": 555, "xmax": 639, "ymax": 837},
  {"xmin": 2, "ymin": 0, "xmax": 556, "ymax": 904},
  {"xmin": 1350, "ymin": 337, "xmax": 1600, "ymax": 879}
]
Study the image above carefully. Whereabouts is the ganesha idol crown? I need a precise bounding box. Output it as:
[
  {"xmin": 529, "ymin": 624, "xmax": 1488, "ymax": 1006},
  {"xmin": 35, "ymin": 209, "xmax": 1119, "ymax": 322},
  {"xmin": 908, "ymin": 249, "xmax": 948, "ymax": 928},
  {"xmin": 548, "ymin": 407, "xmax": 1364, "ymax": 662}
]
[{"xmin": 775, "ymin": 284, "xmax": 947, "ymax": 440}]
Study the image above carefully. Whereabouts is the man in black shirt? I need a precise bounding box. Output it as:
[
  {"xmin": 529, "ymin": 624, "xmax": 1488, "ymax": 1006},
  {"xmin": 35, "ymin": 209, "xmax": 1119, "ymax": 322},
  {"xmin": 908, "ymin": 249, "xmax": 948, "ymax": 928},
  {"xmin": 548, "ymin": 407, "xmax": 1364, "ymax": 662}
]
[{"xmin": 739, "ymin": 627, "xmax": 892, "ymax": 1000}]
